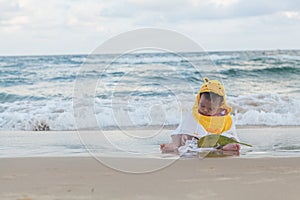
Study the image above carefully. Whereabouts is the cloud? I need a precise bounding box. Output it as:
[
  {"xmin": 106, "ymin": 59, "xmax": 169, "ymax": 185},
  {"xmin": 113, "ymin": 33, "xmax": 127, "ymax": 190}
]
[
  {"xmin": 94, "ymin": 0, "xmax": 300, "ymax": 22},
  {"xmin": 1, "ymin": 0, "xmax": 300, "ymax": 29},
  {"xmin": 0, "ymin": 0, "xmax": 299, "ymax": 55}
]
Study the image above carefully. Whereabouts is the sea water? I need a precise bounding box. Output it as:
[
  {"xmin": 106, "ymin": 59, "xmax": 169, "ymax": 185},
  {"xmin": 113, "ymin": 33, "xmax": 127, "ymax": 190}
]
[
  {"xmin": 0, "ymin": 50, "xmax": 300, "ymax": 158},
  {"xmin": 1, "ymin": 50, "xmax": 299, "ymax": 130}
]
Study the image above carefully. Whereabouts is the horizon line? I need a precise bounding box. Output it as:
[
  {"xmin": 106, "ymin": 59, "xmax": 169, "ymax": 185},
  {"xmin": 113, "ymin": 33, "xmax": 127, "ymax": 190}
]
[{"xmin": 1, "ymin": 48, "xmax": 299, "ymax": 57}]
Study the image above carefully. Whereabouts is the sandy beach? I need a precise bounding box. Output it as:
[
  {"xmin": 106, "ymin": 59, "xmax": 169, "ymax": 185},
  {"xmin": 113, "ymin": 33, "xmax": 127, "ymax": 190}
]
[
  {"xmin": 1, "ymin": 127, "xmax": 300, "ymax": 199},
  {"xmin": 0, "ymin": 156, "xmax": 299, "ymax": 200}
]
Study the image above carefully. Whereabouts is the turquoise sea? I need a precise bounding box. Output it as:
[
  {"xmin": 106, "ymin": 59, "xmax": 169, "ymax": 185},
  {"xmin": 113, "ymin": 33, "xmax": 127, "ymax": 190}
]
[{"xmin": 1, "ymin": 50, "xmax": 299, "ymax": 130}]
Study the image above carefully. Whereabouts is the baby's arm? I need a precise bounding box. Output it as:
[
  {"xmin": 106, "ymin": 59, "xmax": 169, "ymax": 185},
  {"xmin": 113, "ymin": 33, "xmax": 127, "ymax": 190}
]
[
  {"xmin": 160, "ymin": 112, "xmax": 203, "ymax": 153},
  {"xmin": 160, "ymin": 133, "xmax": 195, "ymax": 153},
  {"xmin": 160, "ymin": 134, "xmax": 185, "ymax": 153},
  {"xmin": 221, "ymin": 119, "xmax": 240, "ymax": 151},
  {"xmin": 181, "ymin": 134, "xmax": 189, "ymax": 146}
]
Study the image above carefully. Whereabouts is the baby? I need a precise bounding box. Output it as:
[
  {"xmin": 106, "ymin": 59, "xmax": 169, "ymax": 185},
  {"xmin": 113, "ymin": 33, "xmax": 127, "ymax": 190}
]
[{"xmin": 160, "ymin": 77, "xmax": 240, "ymax": 153}]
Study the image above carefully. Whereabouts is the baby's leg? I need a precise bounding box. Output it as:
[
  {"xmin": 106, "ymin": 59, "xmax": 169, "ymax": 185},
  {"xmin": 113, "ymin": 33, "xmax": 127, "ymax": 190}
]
[{"xmin": 160, "ymin": 134, "xmax": 182, "ymax": 153}]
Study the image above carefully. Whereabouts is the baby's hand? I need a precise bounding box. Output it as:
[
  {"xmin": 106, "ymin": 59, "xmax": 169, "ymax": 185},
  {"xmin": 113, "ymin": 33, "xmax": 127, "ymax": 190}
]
[
  {"xmin": 160, "ymin": 143, "xmax": 178, "ymax": 153},
  {"xmin": 222, "ymin": 143, "xmax": 240, "ymax": 151}
]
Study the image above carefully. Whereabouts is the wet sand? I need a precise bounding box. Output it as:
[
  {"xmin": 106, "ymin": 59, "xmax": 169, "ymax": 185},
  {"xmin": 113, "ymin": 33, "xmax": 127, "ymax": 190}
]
[{"xmin": 1, "ymin": 156, "xmax": 299, "ymax": 200}]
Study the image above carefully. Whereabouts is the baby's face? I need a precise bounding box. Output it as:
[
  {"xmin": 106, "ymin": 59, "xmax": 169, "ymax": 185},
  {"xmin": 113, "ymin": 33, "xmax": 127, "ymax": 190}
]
[{"xmin": 198, "ymin": 97, "xmax": 221, "ymax": 116}]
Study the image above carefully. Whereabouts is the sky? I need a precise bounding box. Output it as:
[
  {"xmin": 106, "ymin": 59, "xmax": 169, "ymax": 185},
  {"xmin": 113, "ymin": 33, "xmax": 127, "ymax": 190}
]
[{"xmin": 1, "ymin": 0, "xmax": 300, "ymax": 56}]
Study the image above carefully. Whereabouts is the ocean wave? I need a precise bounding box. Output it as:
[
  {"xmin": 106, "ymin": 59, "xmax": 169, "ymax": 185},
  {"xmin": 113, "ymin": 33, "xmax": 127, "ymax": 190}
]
[
  {"xmin": 220, "ymin": 66, "xmax": 300, "ymax": 77},
  {"xmin": 230, "ymin": 93, "xmax": 300, "ymax": 126},
  {"xmin": 47, "ymin": 74, "xmax": 78, "ymax": 82},
  {"xmin": 0, "ymin": 93, "xmax": 299, "ymax": 131},
  {"xmin": 0, "ymin": 51, "xmax": 300, "ymax": 130},
  {"xmin": 0, "ymin": 93, "xmax": 47, "ymax": 103}
]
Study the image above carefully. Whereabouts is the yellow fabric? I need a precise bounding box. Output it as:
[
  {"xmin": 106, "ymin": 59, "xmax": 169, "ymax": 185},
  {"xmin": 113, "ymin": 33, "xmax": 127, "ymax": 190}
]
[{"xmin": 192, "ymin": 77, "xmax": 232, "ymax": 134}]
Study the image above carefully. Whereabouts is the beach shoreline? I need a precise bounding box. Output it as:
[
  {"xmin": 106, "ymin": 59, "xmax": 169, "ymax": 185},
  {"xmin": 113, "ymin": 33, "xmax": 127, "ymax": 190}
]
[
  {"xmin": 1, "ymin": 124, "xmax": 300, "ymax": 132},
  {"xmin": 1, "ymin": 156, "xmax": 299, "ymax": 200},
  {"xmin": 1, "ymin": 127, "xmax": 300, "ymax": 199},
  {"xmin": 1, "ymin": 126, "xmax": 300, "ymax": 159}
]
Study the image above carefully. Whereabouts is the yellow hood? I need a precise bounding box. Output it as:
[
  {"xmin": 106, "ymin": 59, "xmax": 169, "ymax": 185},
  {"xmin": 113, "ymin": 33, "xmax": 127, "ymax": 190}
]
[
  {"xmin": 196, "ymin": 77, "xmax": 232, "ymax": 113},
  {"xmin": 192, "ymin": 77, "xmax": 232, "ymax": 134}
]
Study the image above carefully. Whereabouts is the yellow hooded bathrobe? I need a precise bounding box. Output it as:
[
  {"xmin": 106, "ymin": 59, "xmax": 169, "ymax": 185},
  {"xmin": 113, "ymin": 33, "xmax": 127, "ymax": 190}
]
[
  {"xmin": 170, "ymin": 77, "xmax": 238, "ymax": 140},
  {"xmin": 191, "ymin": 77, "xmax": 233, "ymax": 135}
]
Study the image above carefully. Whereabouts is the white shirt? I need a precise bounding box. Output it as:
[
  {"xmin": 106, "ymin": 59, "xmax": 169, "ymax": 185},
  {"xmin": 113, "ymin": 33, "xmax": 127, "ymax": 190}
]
[{"xmin": 171, "ymin": 112, "xmax": 239, "ymax": 141}]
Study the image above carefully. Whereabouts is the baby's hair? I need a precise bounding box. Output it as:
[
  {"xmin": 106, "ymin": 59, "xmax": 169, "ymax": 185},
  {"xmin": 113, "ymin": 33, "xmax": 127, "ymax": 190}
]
[{"xmin": 200, "ymin": 92, "xmax": 223, "ymax": 105}]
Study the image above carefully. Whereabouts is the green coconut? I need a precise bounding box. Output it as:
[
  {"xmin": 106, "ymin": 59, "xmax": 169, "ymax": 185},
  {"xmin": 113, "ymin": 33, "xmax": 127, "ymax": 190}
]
[{"xmin": 197, "ymin": 134, "xmax": 252, "ymax": 148}]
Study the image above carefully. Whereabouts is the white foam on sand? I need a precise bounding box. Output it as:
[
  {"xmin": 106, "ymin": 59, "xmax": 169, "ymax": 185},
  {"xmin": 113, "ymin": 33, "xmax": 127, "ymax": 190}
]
[{"xmin": 0, "ymin": 126, "xmax": 299, "ymax": 159}]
